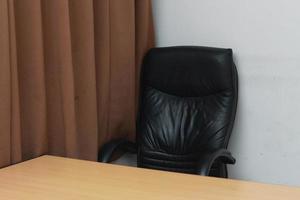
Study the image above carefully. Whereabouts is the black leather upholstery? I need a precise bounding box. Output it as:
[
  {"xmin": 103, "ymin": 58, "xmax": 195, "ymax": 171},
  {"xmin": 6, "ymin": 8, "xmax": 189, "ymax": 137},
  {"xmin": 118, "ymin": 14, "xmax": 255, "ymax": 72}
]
[
  {"xmin": 99, "ymin": 46, "xmax": 238, "ymax": 178},
  {"xmin": 137, "ymin": 46, "xmax": 238, "ymax": 175}
]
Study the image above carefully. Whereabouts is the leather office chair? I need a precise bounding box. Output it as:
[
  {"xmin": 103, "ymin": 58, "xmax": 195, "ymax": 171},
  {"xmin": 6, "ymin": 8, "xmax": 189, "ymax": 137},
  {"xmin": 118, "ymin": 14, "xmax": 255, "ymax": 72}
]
[{"xmin": 98, "ymin": 46, "xmax": 238, "ymax": 178}]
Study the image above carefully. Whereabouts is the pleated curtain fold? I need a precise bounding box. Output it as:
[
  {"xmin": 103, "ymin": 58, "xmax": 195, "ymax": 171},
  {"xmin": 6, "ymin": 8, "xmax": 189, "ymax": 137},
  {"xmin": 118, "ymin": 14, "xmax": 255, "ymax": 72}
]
[{"xmin": 0, "ymin": 0, "xmax": 154, "ymax": 167}]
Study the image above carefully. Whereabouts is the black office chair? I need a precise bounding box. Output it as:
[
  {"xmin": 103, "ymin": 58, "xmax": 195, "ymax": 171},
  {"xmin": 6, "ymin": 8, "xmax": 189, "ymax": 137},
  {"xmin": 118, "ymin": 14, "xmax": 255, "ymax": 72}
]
[{"xmin": 98, "ymin": 46, "xmax": 238, "ymax": 178}]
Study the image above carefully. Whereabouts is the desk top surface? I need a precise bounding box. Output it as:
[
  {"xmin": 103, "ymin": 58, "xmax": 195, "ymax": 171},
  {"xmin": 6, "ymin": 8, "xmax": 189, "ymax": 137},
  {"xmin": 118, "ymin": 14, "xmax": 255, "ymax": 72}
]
[{"xmin": 0, "ymin": 155, "xmax": 299, "ymax": 200}]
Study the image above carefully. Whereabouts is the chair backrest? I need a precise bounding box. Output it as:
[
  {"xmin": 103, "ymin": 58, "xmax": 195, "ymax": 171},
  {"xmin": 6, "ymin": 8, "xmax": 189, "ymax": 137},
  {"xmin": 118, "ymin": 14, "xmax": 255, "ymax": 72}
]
[{"xmin": 137, "ymin": 46, "xmax": 238, "ymax": 174}]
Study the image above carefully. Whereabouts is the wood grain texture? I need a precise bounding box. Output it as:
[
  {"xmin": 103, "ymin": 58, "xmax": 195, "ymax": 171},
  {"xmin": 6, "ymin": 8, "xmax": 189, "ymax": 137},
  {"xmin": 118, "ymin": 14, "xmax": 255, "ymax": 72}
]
[{"xmin": 0, "ymin": 156, "xmax": 299, "ymax": 200}]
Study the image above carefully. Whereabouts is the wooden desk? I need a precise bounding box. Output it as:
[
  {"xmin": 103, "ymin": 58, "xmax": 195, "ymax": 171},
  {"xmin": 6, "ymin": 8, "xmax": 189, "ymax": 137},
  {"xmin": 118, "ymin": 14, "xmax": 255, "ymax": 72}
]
[{"xmin": 0, "ymin": 156, "xmax": 299, "ymax": 200}]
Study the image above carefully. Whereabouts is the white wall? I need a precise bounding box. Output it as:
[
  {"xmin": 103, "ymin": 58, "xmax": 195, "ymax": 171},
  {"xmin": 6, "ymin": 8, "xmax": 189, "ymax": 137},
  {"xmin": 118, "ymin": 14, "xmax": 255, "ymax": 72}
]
[{"xmin": 152, "ymin": 0, "xmax": 300, "ymax": 186}]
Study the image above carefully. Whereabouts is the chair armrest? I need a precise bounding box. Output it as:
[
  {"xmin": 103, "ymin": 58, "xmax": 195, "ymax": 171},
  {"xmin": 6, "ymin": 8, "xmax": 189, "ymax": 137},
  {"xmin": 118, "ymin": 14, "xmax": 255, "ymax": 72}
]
[
  {"xmin": 196, "ymin": 149, "xmax": 236, "ymax": 176},
  {"xmin": 98, "ymin": 139, "xmax": 137, "ymax": 163}
]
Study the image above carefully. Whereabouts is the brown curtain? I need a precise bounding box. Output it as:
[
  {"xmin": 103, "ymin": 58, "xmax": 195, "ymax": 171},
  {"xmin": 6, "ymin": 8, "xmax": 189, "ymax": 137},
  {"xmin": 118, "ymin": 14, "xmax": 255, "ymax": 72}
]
[{"xmin": 0, "ymin": 0, "xmax": 154, "ymax": 168}]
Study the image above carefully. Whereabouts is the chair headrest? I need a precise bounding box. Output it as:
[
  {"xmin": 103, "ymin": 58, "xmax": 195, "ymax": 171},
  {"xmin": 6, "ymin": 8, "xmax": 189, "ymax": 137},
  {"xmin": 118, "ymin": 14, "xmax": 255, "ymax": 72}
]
[{"xmin": 142, "ymin": 46, "xmax": 236, "ymax": 97}]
